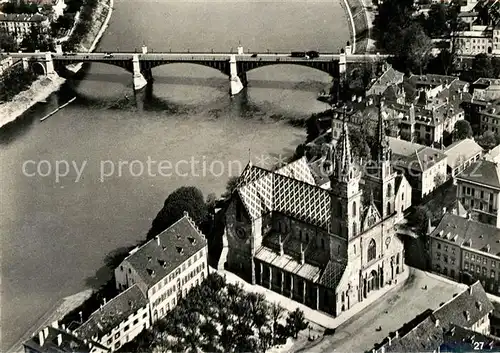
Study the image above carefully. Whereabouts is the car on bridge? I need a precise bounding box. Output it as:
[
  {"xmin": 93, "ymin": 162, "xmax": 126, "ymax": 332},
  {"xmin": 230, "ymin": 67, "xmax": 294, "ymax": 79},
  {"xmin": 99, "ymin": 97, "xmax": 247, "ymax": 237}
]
[
  {"xmin": 251, "ymin": 53, "xmax": 258, "ymax": 58},
  {"xmin": 306, "ymin": 50, "xmax": 319, "ymax": 59},
  {"xmin": 104, "ymin": 53, "xmax": 113, "ymax": 58}
]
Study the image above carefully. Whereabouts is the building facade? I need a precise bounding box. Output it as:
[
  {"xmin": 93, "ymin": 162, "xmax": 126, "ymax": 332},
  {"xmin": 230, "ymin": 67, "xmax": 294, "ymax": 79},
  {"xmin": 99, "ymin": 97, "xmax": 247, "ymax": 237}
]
[
  {"xmin": 429, "ymin": 213, "xmax": 500, "ymax": 294},
  {"xmin": 455, "ymin": 157, "xmax": 500, "ymax": 227},
  {"xmin": 443, "ymin": 138, "xmax": 483, "ymax": 178},
  {"xmin": 74, "ymin": 285, "xmax": 150, "ymax": 352},
  {"xmin": 0, "ymin": 13, "xmax": 49, "ymax": 40},
  {"xmin": 222, "ymin": 105, "xmax": 412, "ymax": 317},
  {"xmin": 115, "ymin": 214, "xmax": 208, "ymax": 324}
]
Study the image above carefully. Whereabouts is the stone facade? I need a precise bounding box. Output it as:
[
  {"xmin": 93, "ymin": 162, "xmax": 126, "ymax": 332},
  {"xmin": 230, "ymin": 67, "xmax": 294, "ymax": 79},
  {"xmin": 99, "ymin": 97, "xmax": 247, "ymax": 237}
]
[{"xmin": 223, "ymin": 103, "xmax": 411, "ymax": 317}]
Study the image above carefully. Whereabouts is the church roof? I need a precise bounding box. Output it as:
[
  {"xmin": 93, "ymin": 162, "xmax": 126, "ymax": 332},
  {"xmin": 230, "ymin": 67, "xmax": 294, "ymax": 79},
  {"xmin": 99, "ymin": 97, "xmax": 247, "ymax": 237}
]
[{"xmin": 236, "ymin": 157, "xmax": 332, "ymax": 229}]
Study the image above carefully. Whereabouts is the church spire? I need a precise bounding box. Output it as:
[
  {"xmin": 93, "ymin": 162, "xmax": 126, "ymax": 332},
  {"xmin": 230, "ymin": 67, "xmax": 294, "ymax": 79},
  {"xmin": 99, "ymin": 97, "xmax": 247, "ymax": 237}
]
[
  {"xmin": 332, "ymin": 107, "xmax": 354, "ymax": 182},
  {"xmin": 376, "ymin": 97, "xmax": 391, "ymax": 162}
]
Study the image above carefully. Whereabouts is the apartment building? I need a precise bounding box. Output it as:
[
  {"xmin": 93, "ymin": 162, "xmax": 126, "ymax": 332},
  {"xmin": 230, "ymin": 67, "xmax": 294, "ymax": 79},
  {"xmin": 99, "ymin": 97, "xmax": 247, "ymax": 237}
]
[
  {"xmin": 388, "ymin": 137, "xmax": 448, "ymax": 200},
  {"xmin": 455, "ymin": 156, "xmax": 500, "ymax": 227},
  {"xmin": 115, "ymin": 213, "xmax": 208, "ymax": 324},
  {"xmin": 444, "ymin": 138, "xmax": 483, "ymax": 178},
  {"xmin": 74, "ymin": 284, "xmax": 150, "ymax": 352},
  {"xmin": 429, "ymin": 213, "xmax": 500, "ymax": 294},
  {"xmin": 473, "ymin": 78, "xmax": 500, "ymax": 102},
  {"xmin": 371, "ymin": 282, "xmax": 495, "ymax": 352},
  {"xmin": 24, "ymin": 321, "xmax": 109, "ymax": 353},
  {"xmin": 0, "ymin": 13, "xmax": 49, "ymax": 40},
  {"xmin": 478, "ymin": 101, "xmax": 500, "ymax": 134}
]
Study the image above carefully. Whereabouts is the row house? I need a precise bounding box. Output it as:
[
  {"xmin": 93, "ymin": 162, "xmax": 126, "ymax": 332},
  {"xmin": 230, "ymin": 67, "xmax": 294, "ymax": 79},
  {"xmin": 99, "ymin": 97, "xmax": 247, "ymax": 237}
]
[
  {"xmin": 443, "ymin": 138, "xmax": 483, "ymax": 178},
  {"xmin": 455, "ymin": 154, "xmax": 500, "ymax": 227},
  {"xmin": 0, "ymin": 13, "xmax": 49, "ymax": 40},
  {"xmin": 73, "ymin": 284, "xmax": 150, "ymax": 352},
  {"xmin": 429, "ymin": 213, "xmax": 500, "ymax": 295},
  {"xmin": 371, "ymin": 282, "xmax": 495, "ymax": 352},
  {"xmin": 115, "ymin": 213, "xmax": 209, "ymax": 323}
]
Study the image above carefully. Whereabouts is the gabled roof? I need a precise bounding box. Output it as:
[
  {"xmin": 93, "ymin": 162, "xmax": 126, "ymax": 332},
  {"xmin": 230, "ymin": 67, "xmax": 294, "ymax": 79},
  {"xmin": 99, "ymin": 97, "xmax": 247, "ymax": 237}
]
[
  {"xmin": 121, "ymin": 215, "xmax": 207, "ymax": 288},
  {"xmin": 389, "ymin": 137, "xmax": 447, "ymax": 173},
  {"xmin": 75, "ymin": 284, "xmax": 148, "ymax": 340},
  {"xmin": 381, "ymin": 282, "xmax": 493, "ymax": 352},
  {"xmin": 457, "ymin": 158, "xmax": 500, "ymax": 189},
  {"xmin": 442, "ymin": 325, "xmax": 500, "ymax": 352},
  {"xmin": 430, "ymin": 213, "xmax": 500, "ymax": 257},
  {"xmin": 444, "ymin": 138, "xmax": 483, "ymax": 169},
  {"xmin": 23, "ymin": 325, "xmax": 108, "ymax": 353}
]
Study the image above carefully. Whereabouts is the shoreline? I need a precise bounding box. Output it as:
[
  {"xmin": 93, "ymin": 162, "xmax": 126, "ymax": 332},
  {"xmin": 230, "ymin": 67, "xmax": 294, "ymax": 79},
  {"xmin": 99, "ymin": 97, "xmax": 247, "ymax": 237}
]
[
  {"xmin": 0, "ymin": 0, "xmax": 114, "ymax": 128},
  {"xmin": 341, "ymin": 0, "xmax": 372, "ymax": 54}
]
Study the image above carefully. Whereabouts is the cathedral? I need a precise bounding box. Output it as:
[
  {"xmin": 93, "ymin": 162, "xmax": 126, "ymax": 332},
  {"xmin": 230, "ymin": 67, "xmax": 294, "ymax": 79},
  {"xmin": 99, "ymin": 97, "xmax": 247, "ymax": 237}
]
[{"xmin": 222, "ymin": 102, "xmax": 413, "ymax": 316}]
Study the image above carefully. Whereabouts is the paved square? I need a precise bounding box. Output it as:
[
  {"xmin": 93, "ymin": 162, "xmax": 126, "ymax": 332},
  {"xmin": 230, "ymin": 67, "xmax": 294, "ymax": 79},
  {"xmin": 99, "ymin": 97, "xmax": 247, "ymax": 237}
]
[{"xmin": 293, "ymin": 268, "xmax": 467, "ymax": 353}]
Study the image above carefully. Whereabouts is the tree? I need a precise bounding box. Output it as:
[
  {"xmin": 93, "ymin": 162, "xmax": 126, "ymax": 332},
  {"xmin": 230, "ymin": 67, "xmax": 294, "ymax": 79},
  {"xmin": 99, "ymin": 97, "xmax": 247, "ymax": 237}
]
[
  {"xmin": 452, "ymin": 120, "xmax": 473, "ymax": 141},
  {"xmin": 424, "ymin": 4, "xmax": 449, "ymax": 37},
  {"xmin": 477, "ymin": 131, "xmax": 497, "ymax": 149},
  {"xmin": 434, "ymin": 172, "xmax": 446, "ymax": 190},
  {"xmin": 470, "ymin": 54, "xmax": 494, "ymax": 81},
  {"xmin": 399, "ymin": 23, "xmax": 433, "ymax": 74},
  {"xmin": 0, "ymin": 32, "xmax": 18, "ymax": 52},
  {"xmin": 269, "ymin": 302, "xmax": 285, "ymax": 344},
  {"xmin": 285, "ymin": 308, "xmax": 309, "ymax": 339},
  {"xmin": 21, "ymin": 24, "xmax": 53, "ymax": 52},
  {"xmin": 148, "ymin": 186, "xmax": 208, "ymax": 239},
  {"xmin": 221, "ymin": 176, "xmax": 239, "ymax": 199}
]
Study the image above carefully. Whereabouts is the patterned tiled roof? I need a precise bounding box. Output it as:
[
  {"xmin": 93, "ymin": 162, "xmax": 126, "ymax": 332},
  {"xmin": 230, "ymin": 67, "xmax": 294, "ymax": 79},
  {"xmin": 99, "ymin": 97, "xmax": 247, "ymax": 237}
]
[
  {"xmin": 318, "ymin": 260, "xmax": 347, "ymax": 289},
  {"xmin": 122, "ymin": 215, "xmax": 207, "ymax": 288},
  {"xmin": 74, "ymin": 284, "xmax": 148, "ymax": 340},
  {"xmin": 236, "ymin": 157, "xmax": 332, "ymax": 229}
]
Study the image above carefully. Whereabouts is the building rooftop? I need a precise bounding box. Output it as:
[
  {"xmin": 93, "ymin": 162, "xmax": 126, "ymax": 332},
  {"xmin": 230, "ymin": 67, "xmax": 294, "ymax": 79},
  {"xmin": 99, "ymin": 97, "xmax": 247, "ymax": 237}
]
[
  {"xmin": 0, "ymin": 13, "xmax": 47, "ymax": 22},
  {"xmin": 24, "ymin": 324, "xmax": 108, "ymax": 353},
  {"xmin": 457, "ymin": 158, "xmax": 500, "ymax": 189},
  {"xmin": 442, "ymin": 325, "xmax": 500, "ymax": 352},
  {"xmin": 122, "ymin": 214, "xmax": 207, "ymax": 288},
  {"xmin": 430, "ymin": 213, "xmax": 500, "ymax": 257},
  {"xmin": 74, "ymin": 284, "xmax": 148, "ymax": 340},
  {"xmin": 444, "ymin": 138, "xmax": 483, "ymax": 169},
  {"xmin": 473, "ymin": 78, "xmax": 500, "ymax": 88},
  {"xmin": 388, "ymin": 137, "xmax": 447, "ymax": 172},
  {"xmin": 378, "ymin": 282, "xmax": 494, "ymax": 352}
]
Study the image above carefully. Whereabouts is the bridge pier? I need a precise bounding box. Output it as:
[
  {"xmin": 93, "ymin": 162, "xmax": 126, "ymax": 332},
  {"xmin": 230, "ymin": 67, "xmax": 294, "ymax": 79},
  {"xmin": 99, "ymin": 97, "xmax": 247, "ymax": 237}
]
[
  {"xmin": 229, "ymin": 55, "xmax": 245, "ymax": 96},
  {"xmin": 22, "ymin": 57, "xmax": 29, "ymax": 71},
  {"xmin": 132, "ymin": 54, "xmax": 148, "ymax": 91},
  {"xmin": 339, "ymin": 50, "xmax": 346, "ymax": 75},
  {"xmin": 45, "ymin": 52, "xmax": 55, "ymax": 75}
]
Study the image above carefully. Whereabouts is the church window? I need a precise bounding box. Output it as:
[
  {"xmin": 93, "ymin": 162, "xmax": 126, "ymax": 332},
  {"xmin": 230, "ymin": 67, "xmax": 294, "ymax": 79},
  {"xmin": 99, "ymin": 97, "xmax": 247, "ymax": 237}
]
[
  {"xmin": 306, "ymin": 233, "xmax": 309, "ymax": 242},
  {"xmin": 396, "ymin": 253, "xmax": 400, "ymax": 265},
  {"xmin": 321, "ymin": 238, "xmax": 325, "ymax": 249},
  {"xmin": 352, "ymin": 222, "xmax": 357, "ymax": 236},
  {"xmin": 337, "ymin": 201, "xmax": 342, "ymax": 217},
  {"xmin": 387, "ymin": 184, "xmax": 392, "ymax": 197},
  {"xmin": 299, "ymin": 230, "xmax": 302, "ymax": 240},
  {"xmin": 338, "ymin": 245, "xmax": 341, "ymax": 254},
  {"xmin": 236, "ymin": 201, "xmax": 243, "ymax": 221},
  {"xmin": 368, "ymin": 239, "xmax": 376, "ymax": 262},
  {"xmin": 402, "ymin": 193, "xmax": 404, "ymax": 201},
  {"xmin": 352, "ymin": 202, "xmax": 357, "ymax": 217},
  {"xmin": 387, "ymin": 202, "xmax": 391, "ymax": 215},
  {"xmin": 354, "ymin": 244, "xmax": 356, "ymax": 254}
]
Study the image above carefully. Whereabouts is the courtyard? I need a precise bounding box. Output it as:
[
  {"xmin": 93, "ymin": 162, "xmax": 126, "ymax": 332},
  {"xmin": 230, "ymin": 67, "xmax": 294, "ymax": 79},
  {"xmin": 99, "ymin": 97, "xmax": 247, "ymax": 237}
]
[{"xmin": 291, "ymin": 268, "xmax": 467, "ymax": 352}]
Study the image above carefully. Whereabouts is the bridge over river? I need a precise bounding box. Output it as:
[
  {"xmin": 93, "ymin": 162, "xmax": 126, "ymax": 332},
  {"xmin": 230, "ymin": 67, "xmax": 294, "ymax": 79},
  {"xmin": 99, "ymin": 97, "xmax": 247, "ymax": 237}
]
[{"xmin": 11, "ymin": 45, "xmax": 390, "ymax": 95}]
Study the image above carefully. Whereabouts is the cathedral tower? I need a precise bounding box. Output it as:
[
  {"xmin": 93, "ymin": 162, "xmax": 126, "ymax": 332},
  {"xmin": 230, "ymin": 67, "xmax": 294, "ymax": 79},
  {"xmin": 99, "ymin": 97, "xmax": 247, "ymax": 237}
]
[
  {"xmin": 329, "ymin": 111, "xmax": 362, "ymax": 240},
  {"xmin": 366, "ymin": 98, "xmax": 397, "ymax": 219}
]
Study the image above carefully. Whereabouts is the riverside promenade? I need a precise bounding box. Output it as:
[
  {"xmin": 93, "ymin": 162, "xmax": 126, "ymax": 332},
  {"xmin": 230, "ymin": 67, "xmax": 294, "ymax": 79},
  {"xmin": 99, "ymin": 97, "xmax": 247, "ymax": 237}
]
[{"xmin": 342, "ymin": 0, "xmax": 376, "ymax": 53}]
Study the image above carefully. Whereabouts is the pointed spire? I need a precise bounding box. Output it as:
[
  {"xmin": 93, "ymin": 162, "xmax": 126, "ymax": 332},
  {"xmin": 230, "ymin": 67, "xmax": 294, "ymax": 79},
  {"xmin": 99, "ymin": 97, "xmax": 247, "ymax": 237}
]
[
  {"xmin": 376, "ymin": 97, "xmax": 391, "ymax": 162},
  {"xmin": 332, "ymin": 106, "xmax": 353, "ymax": 182},
  {"xmin": 427, "ymin": 217, "xmax": 432, "ymax": 235}
]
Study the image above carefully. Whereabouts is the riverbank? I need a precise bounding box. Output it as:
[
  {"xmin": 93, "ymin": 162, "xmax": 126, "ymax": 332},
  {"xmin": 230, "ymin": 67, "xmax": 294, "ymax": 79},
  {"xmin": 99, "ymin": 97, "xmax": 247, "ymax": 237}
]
[
  {"xmin": 341, "ymin": 0, "xmax": 373, "ymax": 53},
  {"xmin": 0, "ymin": 0, "xmax": 114, "ymax": 128}
]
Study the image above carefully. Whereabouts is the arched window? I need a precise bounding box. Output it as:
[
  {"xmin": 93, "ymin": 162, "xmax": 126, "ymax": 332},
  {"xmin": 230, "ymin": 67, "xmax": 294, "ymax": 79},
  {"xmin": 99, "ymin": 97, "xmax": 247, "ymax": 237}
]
[
  {"xmin": 368, "ymin": 239, "xmax": 376, "ymax": 262},
  {"xmin": 352, "ymin": 222, "xmax": 357, "ymax": 236},
  {"xmin": 305, "ymin": 233, "xmax": 309, "ymax": 243},
  {"xmin": 354, "ymin": 244, "xmax": 356, "ymax": 254},
  {"xmin": 402, "ymin": 193, "xmax": 404, "ymax": 201},
  {"xmin": 337, "ymin": 201, "xmax": 342, "ymax": 217},
  {"xmin": 387, "ymin": 202, "xmax": 391, "ymax": 215},
  {"xmin": 352, "ymin": 201, "xmax": 357, "ymax": 216},
  {"xmin": 321, "ymin": 238, "xmax": 325, "ymax": 249},
  {"xmin": 299, "ymin": 230, "xmax": 302, "ymax": 240},
  {"xmin": 387, "ymin": 184, "xmax": 392, "ymax": 197},
  {"xmin": 396, "ymin": 253, "xmax": 400, "ymax": 265}
]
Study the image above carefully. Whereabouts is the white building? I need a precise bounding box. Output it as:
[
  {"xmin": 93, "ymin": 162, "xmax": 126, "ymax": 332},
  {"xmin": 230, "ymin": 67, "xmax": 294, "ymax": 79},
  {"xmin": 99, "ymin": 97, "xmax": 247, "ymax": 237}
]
[
  {"xmin": 444, "ymin": 138, "xmax": 483, "ymax": 178},
  {"xmin": 74, "ymin": 284, "xmax": 150, "ymax": 352},
  {"xmin": 0, "ymin": 13, "xmax": 49, "ymax": 41},
  {"xmin": 115, "ymin": 213, "xmax": 209, "ymax": 323}
]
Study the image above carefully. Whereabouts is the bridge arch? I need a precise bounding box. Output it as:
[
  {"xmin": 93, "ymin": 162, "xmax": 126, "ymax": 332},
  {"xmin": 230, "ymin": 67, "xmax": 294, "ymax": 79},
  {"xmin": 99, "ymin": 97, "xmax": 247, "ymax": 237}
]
[
  {"xmin": 142, "ymin": 60, "xmax": 230, "ymax": 77},
  {"xmin": 31, "ymin": 62, "xmax": 47, "ymax": 76},
  {"xmin": 238, "ymin": 61, "xmax": 339, "ymax": 77},
  {"xmin": 53, "ymin": 59, "xmax": 134, "ymax": 74}
]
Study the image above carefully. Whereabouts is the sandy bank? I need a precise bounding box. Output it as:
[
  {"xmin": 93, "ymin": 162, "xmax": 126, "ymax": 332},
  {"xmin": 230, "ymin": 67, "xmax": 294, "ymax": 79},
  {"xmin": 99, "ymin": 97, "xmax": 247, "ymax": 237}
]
[{"xmin": 0, "ymin": 0, "xmax": 114, "ymax": 128}]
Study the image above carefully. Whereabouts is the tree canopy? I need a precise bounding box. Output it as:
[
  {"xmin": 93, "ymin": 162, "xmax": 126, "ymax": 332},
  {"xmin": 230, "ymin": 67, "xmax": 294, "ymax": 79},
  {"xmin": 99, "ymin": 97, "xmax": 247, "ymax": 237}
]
[
  {"xmin": 148, "ymin": 186, "xmax": 208, "ymax": 239},
  {"xmin": 452, "ymin": 120, "xmax": 473, "ymax": 141},
  {"xmin": 0, "ymin": 32, "xmax": 18, "ymax": 52}
]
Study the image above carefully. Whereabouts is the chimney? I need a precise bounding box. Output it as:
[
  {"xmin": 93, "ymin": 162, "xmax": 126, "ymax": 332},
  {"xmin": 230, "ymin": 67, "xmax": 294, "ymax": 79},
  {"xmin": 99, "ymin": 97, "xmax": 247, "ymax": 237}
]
[
  {"xmin": 465, "ymin": 310, "xmax": 471, "ymax": 321},
  {"xmin": 469, "ymin": 285, "xmax": 473, "ymax": 295},
  {"xmin": 357, "ymin": 96, "xmax": 362, "ymax": 103},
  {"xmin": 38, "ymin": 330, "xmax": 45, "ymax": 347},
  {"xmin": 435, "ymin": 319, "xmax": 440, "ymax": 327},
  {"xmin": 352, "ymin": 95, "xmax": 356, "ymax": 102},
  {"xmin": 395, "ymin": 331, "xmax": 399, "ymax": 338},
  {"xmin": 368, "ymin": 97, "xmax": 374, "ymax": 105},
  {"xmin": 103, "ymin": 297, "xmax": 107, "ymax": 305},
  {"xmin": 467, "ymin": 212, "xmax": 472, "ymax": 220},
  {"xmin": 57, "ymin": 334, "xmax": 62, "ymax": 347},
  {"xmin": 43, "ymin": 327, "xmax": 49, "ymax": 339},
  {"xmin": 300, "ymin": 243, "xmax": 305, "ymax": 265},
  {"xmin": 388, "ymin": 336, "xmax": 392, "ymax": 346},
  {"xmin": 442, "ymin": 207, "xmax": 447, "ymax": 214},
  {"xmin": 156, "ymin": 235, "xmax": 160, "ymax": 247},
  {"xmin": 51, "ymin": 321, "xmax": 58, "ymax": 329},
  {"xmin": 427, "ymin": 218, "xmax": 433, "ymax": 235},
  {"xmin": 61, "ymin": 324, "xmax": 65, "ymax": 330},
  {"xmin": 477, "ymin": 301, "xmax": 482, "ymax": 311},
  {"xmin": 279, "ymin": 234, "xmax": 284, "ymax": 256}
]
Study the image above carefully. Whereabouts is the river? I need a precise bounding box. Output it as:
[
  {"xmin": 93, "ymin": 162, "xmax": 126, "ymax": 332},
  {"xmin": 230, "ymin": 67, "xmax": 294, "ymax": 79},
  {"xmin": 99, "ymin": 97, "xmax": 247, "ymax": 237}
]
[{"xmin": 0, "ymin": 0, "xmax": 349, "ymax": 349}]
